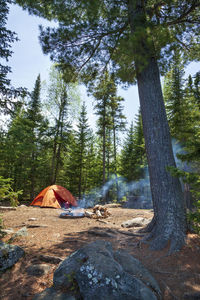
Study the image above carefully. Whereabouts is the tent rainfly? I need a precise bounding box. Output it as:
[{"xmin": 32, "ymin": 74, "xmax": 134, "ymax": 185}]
[{"xmin": 30, "ymin": 185, "xmax": 78, "ymax": 208}]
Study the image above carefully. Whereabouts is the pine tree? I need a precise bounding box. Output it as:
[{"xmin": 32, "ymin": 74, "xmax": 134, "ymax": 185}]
[
  {"xmin": 2, "ymin": 76, "xmax": 49, "ymax": 200},
  {"xmin": 193, "ymin": 72, "xmax": 200, "ymax": 108},
  {"xmin": 110, "ymin": 95, "xmax": 126, "ymax": 175},
  {"xmin": 120, "ymin": 112, "xmax": 146, "ymax": 182},
  {"xmin": 0, "ymin": 0, "xmax": 26, "ymax": 113},
  {"xmin": 26, "ymin": 74, "xmax": 48, "ymax": 199},
  {"xmin": 1, "ymin": 105, "xmax": 29, "ymax": 193},
  {"xmin": 93, "ymin": 73, "xmax": 114, "ymax": 186},
  {"xmin": 163, "ymin": 50, "xmax": 186, "ymax": 140},
  {"xmin": 45, "ymin": 67, "xmax": 79, "ymax": 184},
  {"xmin": 74, "ymin": 102, "xmax": 92, "ymax": 199},
  {"xmin": 120, "ymin": 122, "xmax": 136, "ymax": 182}
]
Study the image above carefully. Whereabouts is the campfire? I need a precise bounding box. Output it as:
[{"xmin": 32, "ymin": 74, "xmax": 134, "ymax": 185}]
[
  {"xmin": 59, "ymin": 208, "xmax": 85, "ymax": 219},
  {"xmin": 59, "ymin": 205, "xmax": 111, "ymax": 219},
  {"xmin": 85, "ymin": 205, "xmax": 111, "ymax": 219}
]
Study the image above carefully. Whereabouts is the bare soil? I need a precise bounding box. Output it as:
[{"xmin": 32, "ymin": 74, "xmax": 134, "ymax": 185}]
[{"xmin": 0, "ymin": 205, "xmax": 200, "ymax": 300}]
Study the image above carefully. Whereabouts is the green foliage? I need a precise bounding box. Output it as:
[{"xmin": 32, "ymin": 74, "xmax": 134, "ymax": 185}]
[
  {"xmin": 163, "ymin": 49, "xmax": 186, "ymax": 139},
  {"xmin": 14, "ymin": 0, "xmax": 199, "ymax": 83},
  {"xmin": 0, "ymin": 0, "xmax": 26, "ymax": 113},
  {"xmin": 120, "ymin": 112, "xmax": 146, "ymax": 182},
  {"xmin": 44, "ymin": 66, "xmax": 80, "ymax": 185},
  {"xmin": 66, "ymin": 102, "xmax": 93, "ymax": 198},
  {"xmin": 0, "ymin": 176, "xmax": 22, "ymax": 206},
  {"xmin": 168, "ymin": 167, "xmax": 200, "ymax": 233},
  {"xmin": 93, "ymin": 72, "xmax": 126, "ymax": 189},
  {"xmin": 188, "ymin": 202, "xmax": 200, "ymax": 234}
]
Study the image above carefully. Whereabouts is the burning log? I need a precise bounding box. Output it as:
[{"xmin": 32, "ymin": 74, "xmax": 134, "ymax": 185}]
[
  {"xmin": 85, "ymin": 211, "xmax": 94, "ymax": 218},
  {"xmin": 85, "ymin": 205, "xmax": 111, "ymax": 219}
]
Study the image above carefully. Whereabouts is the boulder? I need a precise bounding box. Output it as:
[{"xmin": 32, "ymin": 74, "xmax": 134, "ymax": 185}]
[
  {"xmin": 26, "ymin": 264, "xmax": 52, "ymax": 276},
  {"xmin": 0, "ymin": 242, "xmax": 24, "ymax": 271},
  {"xmin": 52, "ymin": 240, "xmax": 160, "ymax": 300},
  {"xmin": 121, "ymin": 217, "xmax": 150, "ymax": 228},
  {"xmin": 39, "ymin": 254, "xmax": 63, "ymax": 264},
  {"xmin": 1, "ymin": 228, "xmax": 14, "ymax": 235},
  {"xmin": 113, "ymin": 249, "xmax": 161, "ymax": 295},
  {"xmin": 9, "ymin": 226, "xmax": 28, "ymax": 242}
]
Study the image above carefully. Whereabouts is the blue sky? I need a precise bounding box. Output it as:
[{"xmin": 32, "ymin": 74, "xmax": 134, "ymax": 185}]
[{"xmin": 7, "ymin": 4, "xmax": 200, "ymax": 130}]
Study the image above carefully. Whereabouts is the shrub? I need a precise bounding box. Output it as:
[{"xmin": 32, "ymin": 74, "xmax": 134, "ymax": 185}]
[
  {"xmin": 168, "ymin": 167, "xmax": 200, "ymax": 234},
  {"xmin": 0, "ymin": 176, "xmax": 23, "ymax": 207}
]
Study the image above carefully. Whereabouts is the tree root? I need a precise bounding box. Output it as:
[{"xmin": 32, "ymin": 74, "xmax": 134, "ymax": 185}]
[
  {"xmin": 139, "ymin": 220, "xmax": 186, "ymax": 254},
  {"xmin": 160, "ymin": 279, "xmax": 180, "ymax": 300},
  {"xmin": 138, "ymin": 215, "xmax": 156, "ymax": 233}
]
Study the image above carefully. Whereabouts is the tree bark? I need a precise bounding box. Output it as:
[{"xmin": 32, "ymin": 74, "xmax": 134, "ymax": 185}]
[{"xmin": 128, "ymin": 0, "xmax": 187, "ymax": 252}]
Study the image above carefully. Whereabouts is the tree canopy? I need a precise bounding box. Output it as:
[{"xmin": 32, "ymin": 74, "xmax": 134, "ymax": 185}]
[
  {"xmin": 0, "ymin": 0, "xmax": 26, "ymax": 113},
  {"xmin": 15, "ymin": 0, "xmax": 199, "ymax": 83}
]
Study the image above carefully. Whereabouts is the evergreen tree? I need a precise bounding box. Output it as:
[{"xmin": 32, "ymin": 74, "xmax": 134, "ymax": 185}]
[
  {"xmin": 1, "ymin": 105, "xmax": 25, "ymax": 192},
  {"xmin": 120, "ymin": 112, "xmax": 146, "ymax": 182},
  {"xmin": 85, "ymin": 134, "xmax": 102, "ymax": 191},
  {"xmin": 15, "ymin": 0, "xmax": 199, "ymax": 251},
  {"xmin": 163, "ymin": 50, "xmax": 186, "ymax": 140},
  {"xmin": 179, "ymin": 73, "xmax": 200, "ymax": 161},
  {"xmin": 120, "ymin": 122, "xmax": 136, "ymax": 182},
  {"xmin": 1, "ymin": 76, "xmax": 49, "ymax": 200},
  {"xmin": 74, "ymin": 102, "xmax": 92, "ymax": 199},
  {"xmin": 110, "ymin": 95, "xmax": 126, "ymax": 176},
  {"xmin": 25, "ymin": 74, "xmax": 49, "ymax": 199},
  {"xmin": 132, "ymin": 112, "xmax": 146, "ymax": 179},
  {"xmin": 45, "ymin": 67, "xmax": 79, "ymax": 184},
  {"xmin": 193, "ymin": 72, "xmax": 200, "ymax": 108},
  {"xmin": 93, "ymin": 73, "xmax": 114, "ymax": 186},
  {"xmin": 0, "ymin": 0, "xmax": 26, "ymax": 113}
]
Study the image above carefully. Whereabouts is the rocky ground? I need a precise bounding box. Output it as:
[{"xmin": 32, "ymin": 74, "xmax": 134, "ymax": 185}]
[{"xmin": 0, "ymin": 205, "xmax": 200, "ymax": 300}]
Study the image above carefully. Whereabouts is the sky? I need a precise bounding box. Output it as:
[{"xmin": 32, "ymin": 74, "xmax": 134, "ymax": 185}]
[{"xmin": 7, "ymin": 4, "xmax": 200, "ymax": 130}]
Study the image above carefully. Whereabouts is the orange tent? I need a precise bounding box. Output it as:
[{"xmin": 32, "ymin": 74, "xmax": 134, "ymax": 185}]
[{"xmin": 30, "ymin": 185, "xmax": 78, "ymax": 208}]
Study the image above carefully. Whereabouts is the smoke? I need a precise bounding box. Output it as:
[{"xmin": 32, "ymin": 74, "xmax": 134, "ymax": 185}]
[
  {"xmin": 172, "ymin": 138, "xmax": 193, "ymax": 172},
  {"xmin": 77, "ymin": 140, "xmax": 191, "ymax": 209},
  {"xmin": 78, "ymin": 171, "xmax": 152, "ymax": 209}
]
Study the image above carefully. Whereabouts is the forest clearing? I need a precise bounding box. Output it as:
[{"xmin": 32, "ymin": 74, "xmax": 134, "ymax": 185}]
[
  {"xmin": 1, "ymin": 1, "xmax": 200, "ymax": 299},
  {"xmin": 1, "ymin": 205, "xmax": 200, "ymax": 300}
]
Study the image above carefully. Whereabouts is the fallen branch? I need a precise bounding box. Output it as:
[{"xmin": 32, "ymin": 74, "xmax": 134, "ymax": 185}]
[{"xmin": 116, "ymin": 229, "xmax": 145, "ymax": 237}]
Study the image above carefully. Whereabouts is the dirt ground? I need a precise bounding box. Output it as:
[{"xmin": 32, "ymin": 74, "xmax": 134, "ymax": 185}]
[{"xmin": 0, "ymin": 205, "xmax": 200, "ymax": 300}]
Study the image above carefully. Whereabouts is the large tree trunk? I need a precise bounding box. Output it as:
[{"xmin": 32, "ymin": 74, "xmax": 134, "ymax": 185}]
[{"xmin": 128, "ymin": 0, "xmax": 187, "ymax": 252}]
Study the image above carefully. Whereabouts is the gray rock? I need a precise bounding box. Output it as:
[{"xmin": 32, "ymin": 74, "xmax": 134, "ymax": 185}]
[
  {"xmin": 33, "ymin": 287, "xmax": 76, "ymax": 300},
  {"xmin": 53, "ymin": 240, "xmax": 113, "ymax": 289},
  {"xmin": 1, "ymin": 228, "xmax": 14, "ymax": 235},
  {"xmin": 121, "ymin": 217, "xmax": 150, "ymax": 228},
  {"xmin": 183, "ymin": 292, "xmax": 200, "ymax": 299},
  {"xmin": 39, "ymin": 254, "xmax": 63, "ymax": 264},
  {"xmin": 0, "ymin": 206, "xmax": 17, "ymax": 211},
  {"xmin": 53, "ymin": 240, "xmax": 159, "ymax": 300},
  {"xmin": 114, "ymin": 249, "xmax": 161, "ymax": 296},
  {"xmin": 0, "ymin": 242, "xmax": 24, "ymax": 271},
  {"xmin": 9, "ymin": 226, "xmax": 28, "ymax": 242},
  {"xmin": 28, "ymin": 217, "xmax": 37, "ymax": 221},
  {"xmin": 26, "ymin": 264, "xmax": 51, "ymax": 276}
]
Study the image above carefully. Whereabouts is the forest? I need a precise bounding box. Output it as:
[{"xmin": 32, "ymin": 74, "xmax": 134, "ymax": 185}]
[{"xmin": 0, "ymin": 0, "xmax": 200, "ymax": 253}]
